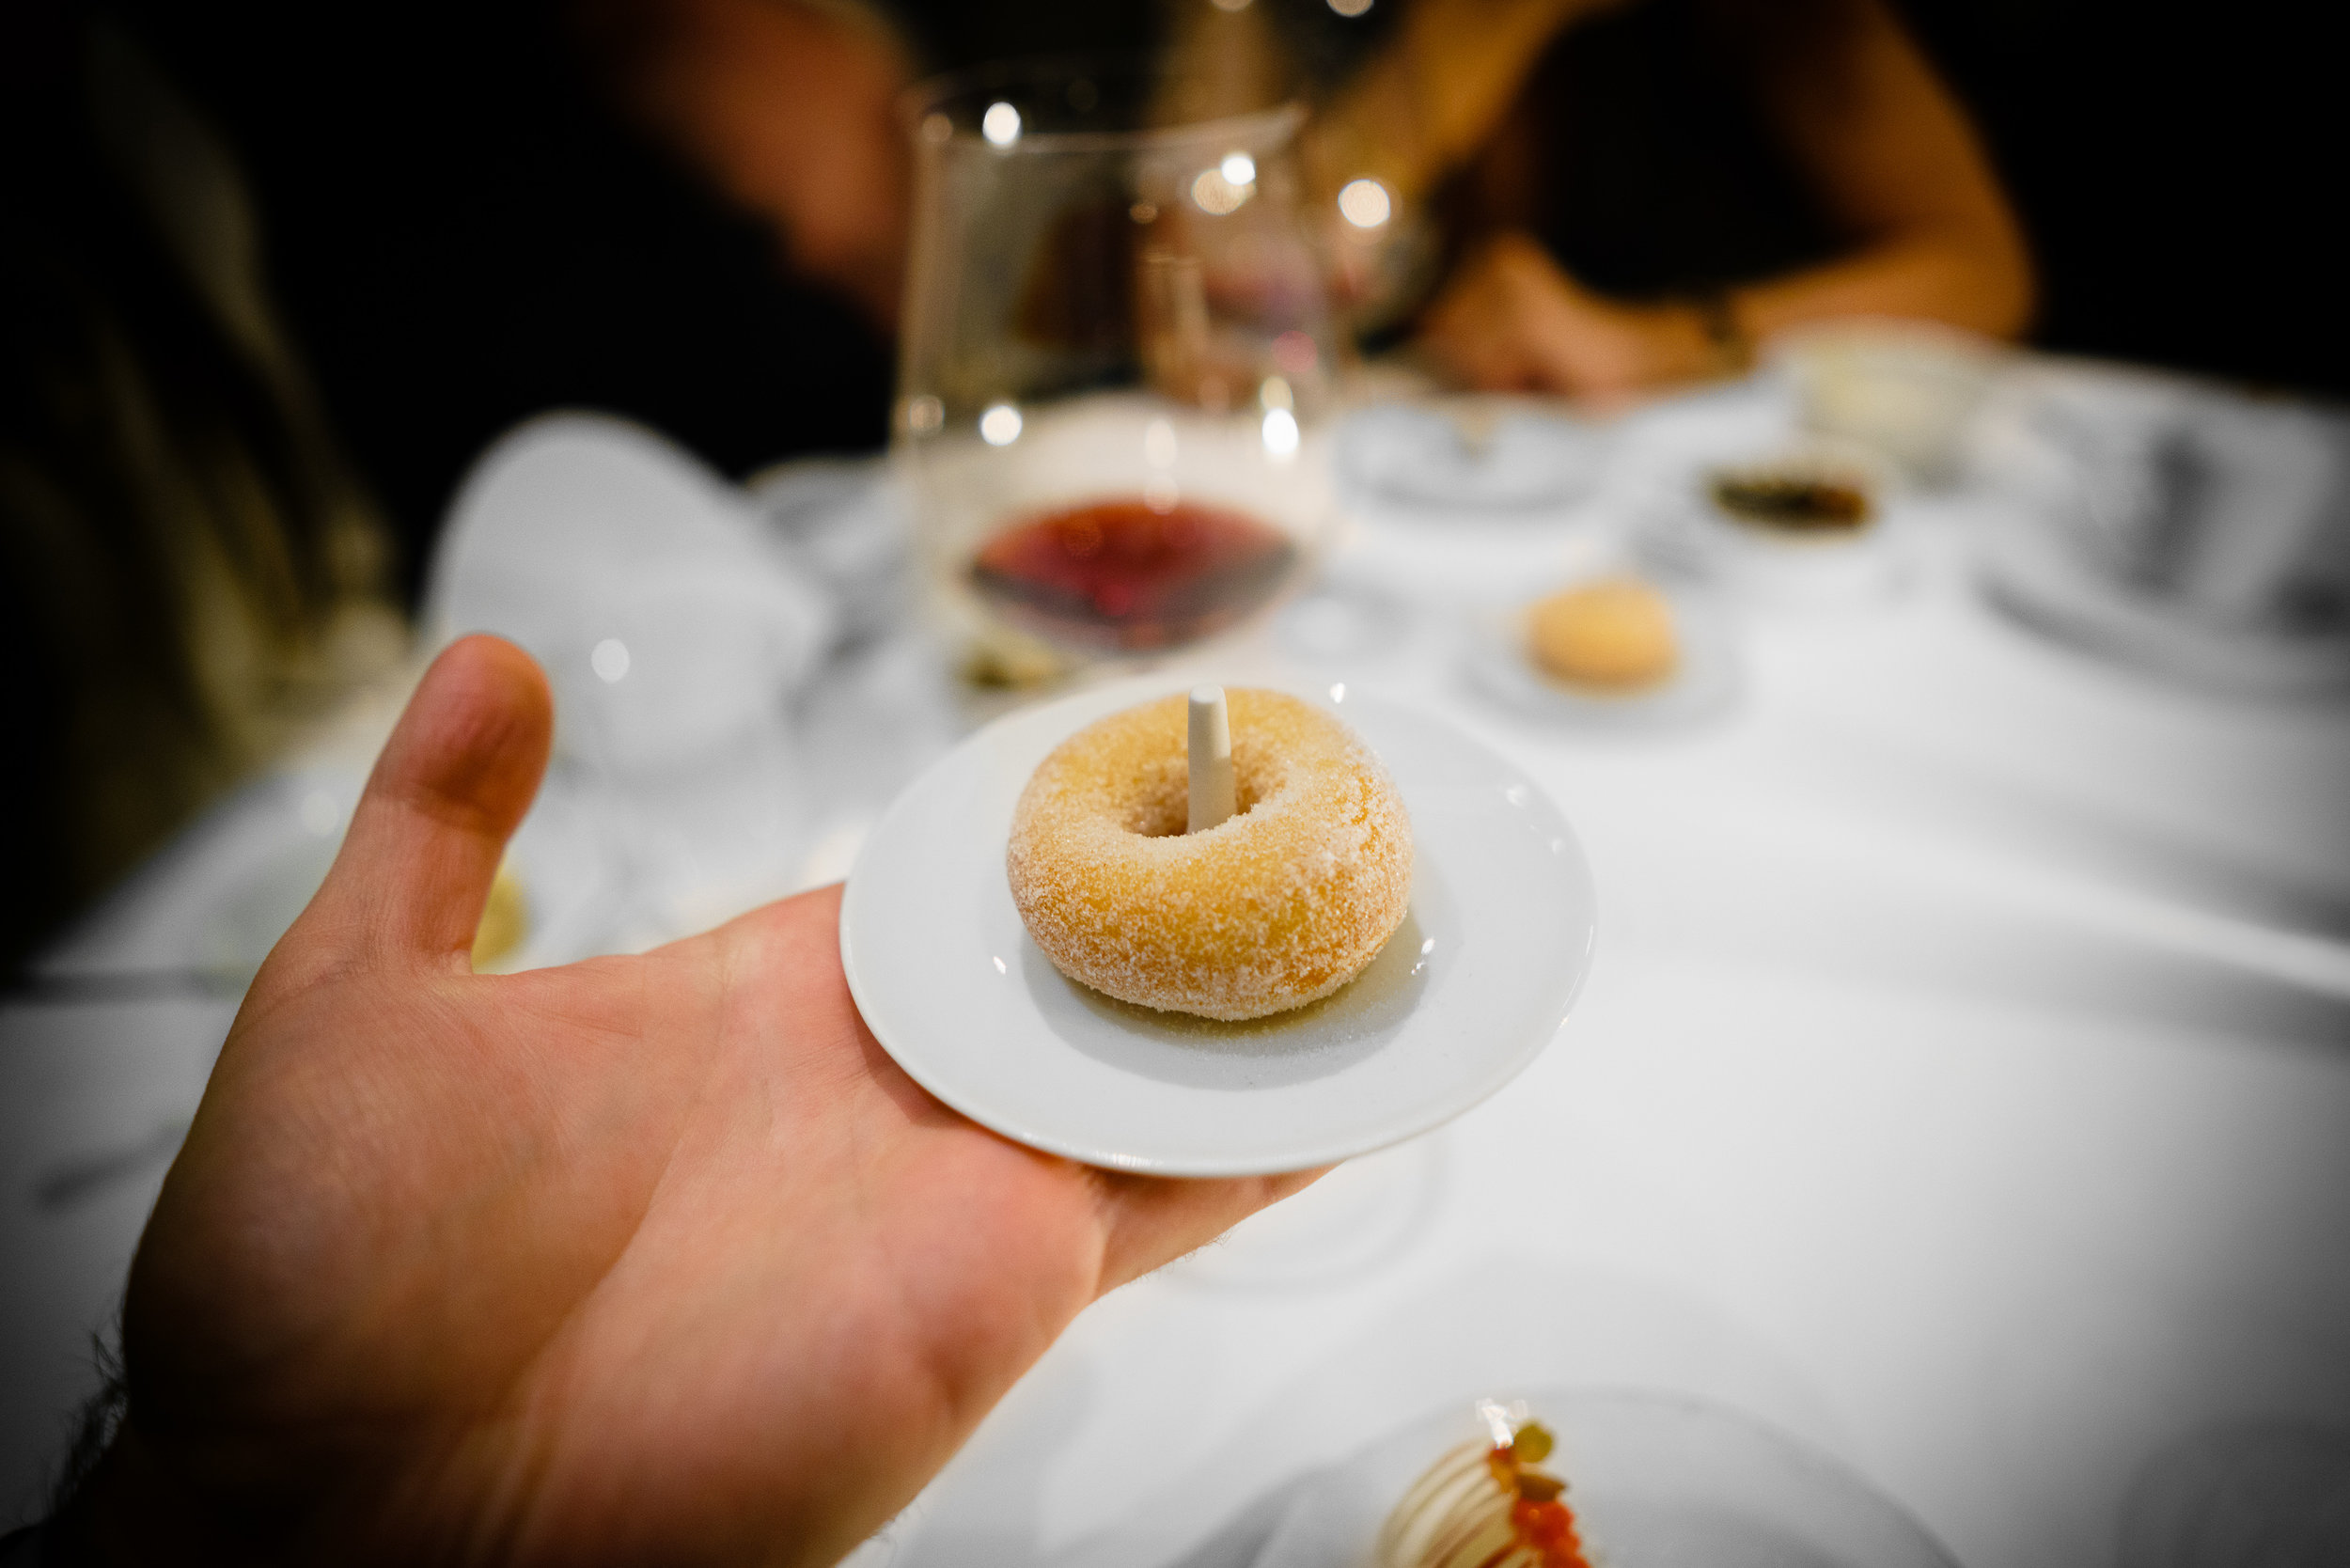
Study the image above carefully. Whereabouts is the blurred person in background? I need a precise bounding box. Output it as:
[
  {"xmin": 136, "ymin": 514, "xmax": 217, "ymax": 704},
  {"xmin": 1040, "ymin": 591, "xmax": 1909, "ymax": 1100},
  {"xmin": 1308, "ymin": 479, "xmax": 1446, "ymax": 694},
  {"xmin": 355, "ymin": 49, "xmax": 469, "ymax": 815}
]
[
  {"xmin": 1214, "ymin": 0, "xmax": 2342, "ymax": 401},
  {"xmin": 108, "ymin": 0, "xmax": 916, "ymax": 605},
  {"xmin": 2, "ymin": 0, "xmax": 994, "ymax": 967},
  {"xmin": 109, "ymin": 0, "xmax": 1157, "ymax": 598},
  {"xmin": 1247, "ymin": 0, "xmax": 2036, "ymax": 400}
]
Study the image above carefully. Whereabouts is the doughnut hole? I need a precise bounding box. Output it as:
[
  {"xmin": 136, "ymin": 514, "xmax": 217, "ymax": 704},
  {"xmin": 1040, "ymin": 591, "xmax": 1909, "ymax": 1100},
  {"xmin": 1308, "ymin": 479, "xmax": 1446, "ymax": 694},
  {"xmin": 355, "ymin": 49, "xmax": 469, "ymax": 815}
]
[
  {"xmin": 1122, "ymin": 745, "xmax": 1281, "ymax": 837},
  {"xmin": 1123, "ymin": 757, "xmax": 1190, "ymax": 838}
]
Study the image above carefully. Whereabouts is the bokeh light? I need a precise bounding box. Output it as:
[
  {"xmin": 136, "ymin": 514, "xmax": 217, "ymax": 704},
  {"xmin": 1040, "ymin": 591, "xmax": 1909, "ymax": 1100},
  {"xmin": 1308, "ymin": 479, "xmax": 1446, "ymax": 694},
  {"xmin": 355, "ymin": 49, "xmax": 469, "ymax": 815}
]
[
  {"xmin": 979, "ymin": 402, "xmax": 1023, "ymax": 445},
  {"xmin": 1192, "ymin": 167, "xmax": 1252, "ymax": 215},
  {"xmin": 1339, "ymin": 178, "xmax": 1392, "ymax": 229}
]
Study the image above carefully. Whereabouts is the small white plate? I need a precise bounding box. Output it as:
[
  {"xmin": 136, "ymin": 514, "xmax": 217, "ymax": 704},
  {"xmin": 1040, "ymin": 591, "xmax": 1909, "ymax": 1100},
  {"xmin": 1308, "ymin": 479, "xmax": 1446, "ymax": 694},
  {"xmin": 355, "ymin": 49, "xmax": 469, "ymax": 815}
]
[
  {"xmin": 839, "ymin": 678, "xmax": 1597, "ymax": 1176},
  {"xmin": 1633, "ymin": 448, "xmax": 1910, "ymax": 609},
  {"xmin": 1463, "ymin": 582, "xmax": 1741, "ymax": 733}
]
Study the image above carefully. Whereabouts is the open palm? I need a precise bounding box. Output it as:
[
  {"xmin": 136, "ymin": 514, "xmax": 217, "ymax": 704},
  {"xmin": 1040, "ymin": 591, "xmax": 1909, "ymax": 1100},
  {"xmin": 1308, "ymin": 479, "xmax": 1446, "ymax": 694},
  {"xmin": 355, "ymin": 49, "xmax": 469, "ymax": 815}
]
[{"xmin": 79, "ymin": 636, "xmax": 1313, "ymax": 1565}]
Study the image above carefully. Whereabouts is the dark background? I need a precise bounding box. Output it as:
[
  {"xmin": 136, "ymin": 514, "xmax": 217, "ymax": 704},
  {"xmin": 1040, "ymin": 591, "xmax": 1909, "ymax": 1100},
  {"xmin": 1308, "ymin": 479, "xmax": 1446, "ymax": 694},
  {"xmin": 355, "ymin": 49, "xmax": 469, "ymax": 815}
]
[
  {"xmin": 104, "ymin": 0, "xmax": 2350, "ymax": 603},
  {"xmin": 1899, "ymin": 0, "xmax": 2342, "ymax": 397}
]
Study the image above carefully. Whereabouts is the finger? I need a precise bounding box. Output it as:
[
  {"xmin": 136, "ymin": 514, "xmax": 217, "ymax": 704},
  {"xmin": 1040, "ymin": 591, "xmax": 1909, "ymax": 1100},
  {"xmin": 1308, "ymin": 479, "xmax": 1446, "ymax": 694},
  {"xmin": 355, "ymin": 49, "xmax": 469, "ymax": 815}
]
[
  {"xmin": 303, "ymin": 635, "xmax": 554, "ymax": 967},
  {"xmin": 1088, "ymin": 1165, "xmax": 1332, "ymax": 1294}
]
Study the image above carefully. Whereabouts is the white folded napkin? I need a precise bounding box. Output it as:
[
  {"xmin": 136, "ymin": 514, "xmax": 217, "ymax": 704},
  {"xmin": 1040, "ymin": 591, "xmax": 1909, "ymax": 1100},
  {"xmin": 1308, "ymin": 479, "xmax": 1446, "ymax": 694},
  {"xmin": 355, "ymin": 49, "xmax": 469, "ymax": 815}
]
[{"xmin": 428, "ymin": 412, "xmax": 838, "ymax": 775}]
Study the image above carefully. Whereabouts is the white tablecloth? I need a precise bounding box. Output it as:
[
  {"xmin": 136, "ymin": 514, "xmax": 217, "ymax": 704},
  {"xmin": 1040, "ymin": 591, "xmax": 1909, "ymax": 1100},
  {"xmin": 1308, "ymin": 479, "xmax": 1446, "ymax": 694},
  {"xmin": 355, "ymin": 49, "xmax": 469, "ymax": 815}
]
[{"xmin": 7, "ymin": 374, "xmax": 2347, "ymax": 1565}]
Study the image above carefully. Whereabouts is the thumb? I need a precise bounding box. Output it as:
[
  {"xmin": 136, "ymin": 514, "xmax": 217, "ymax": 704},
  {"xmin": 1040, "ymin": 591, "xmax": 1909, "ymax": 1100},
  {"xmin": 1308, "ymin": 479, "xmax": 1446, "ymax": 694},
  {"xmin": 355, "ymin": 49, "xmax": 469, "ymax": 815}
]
[{"xmin": 302, "ymin": 635, "xmax": 554, "ymax": 968}]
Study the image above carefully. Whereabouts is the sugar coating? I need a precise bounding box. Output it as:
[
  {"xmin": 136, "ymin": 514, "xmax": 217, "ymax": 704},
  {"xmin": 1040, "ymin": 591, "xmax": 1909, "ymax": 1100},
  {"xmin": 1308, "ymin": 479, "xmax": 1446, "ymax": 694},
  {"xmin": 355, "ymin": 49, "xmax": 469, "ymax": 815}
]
[{"xmin": 1007, "ymin": 689, "xmax": 1413, "ymax": 1021}]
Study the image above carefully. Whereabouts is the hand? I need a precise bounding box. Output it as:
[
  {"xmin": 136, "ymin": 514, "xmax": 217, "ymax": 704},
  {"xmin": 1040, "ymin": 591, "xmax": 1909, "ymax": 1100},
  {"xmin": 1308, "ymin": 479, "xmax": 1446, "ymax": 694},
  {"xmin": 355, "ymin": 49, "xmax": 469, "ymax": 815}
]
[
  {"xmin": 64, "ymin": 636, "xmax": 1317, "ymax": 1565},
  {"xmin": 1418, "ymin": 232, "xmax": 1727, "ymax": 404}
]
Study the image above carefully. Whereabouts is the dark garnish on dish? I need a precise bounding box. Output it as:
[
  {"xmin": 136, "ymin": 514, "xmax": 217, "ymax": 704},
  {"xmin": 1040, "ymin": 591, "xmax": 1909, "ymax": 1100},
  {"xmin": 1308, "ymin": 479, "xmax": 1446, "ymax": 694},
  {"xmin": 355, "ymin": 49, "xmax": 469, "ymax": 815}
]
[{"xmin": 1708, "ymin": 470, "xmax": 1873, "ymax": 533}]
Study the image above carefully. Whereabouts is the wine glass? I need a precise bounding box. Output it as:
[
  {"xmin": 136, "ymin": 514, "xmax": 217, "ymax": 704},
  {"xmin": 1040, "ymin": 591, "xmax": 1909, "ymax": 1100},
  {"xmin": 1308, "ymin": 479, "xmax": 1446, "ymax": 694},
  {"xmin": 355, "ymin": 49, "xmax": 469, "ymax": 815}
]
[{"xmin": 893, "ymin": 59, "xmax": 1341, "ymax": 681}]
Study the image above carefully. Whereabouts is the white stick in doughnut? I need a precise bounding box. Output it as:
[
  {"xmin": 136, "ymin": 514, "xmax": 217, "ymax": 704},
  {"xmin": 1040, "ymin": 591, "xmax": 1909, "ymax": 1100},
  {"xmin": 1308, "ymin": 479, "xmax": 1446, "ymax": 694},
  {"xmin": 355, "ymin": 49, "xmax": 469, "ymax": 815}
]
[{"xmin": 1187, "ymin": 684, "xmax": 1236, "ymax": 834}]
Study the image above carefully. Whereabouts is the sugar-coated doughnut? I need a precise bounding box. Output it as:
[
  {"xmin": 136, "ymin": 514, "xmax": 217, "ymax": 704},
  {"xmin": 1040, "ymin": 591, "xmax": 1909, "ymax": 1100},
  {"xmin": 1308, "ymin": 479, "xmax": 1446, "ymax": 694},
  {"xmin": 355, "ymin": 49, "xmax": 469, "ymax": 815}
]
[
  {"xmin": 1527, "ymin": 577, "xmax": 1678, "ymax": 690},
  {"xmin": 1007, "ymin": 689, "xmax": 1412, "ymax": 1021}
]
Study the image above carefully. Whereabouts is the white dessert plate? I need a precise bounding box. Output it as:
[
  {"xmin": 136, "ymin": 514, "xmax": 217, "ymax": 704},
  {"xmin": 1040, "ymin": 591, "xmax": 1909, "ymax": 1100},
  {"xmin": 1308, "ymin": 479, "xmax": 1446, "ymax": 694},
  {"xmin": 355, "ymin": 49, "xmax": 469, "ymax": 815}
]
[
  {"xmin": 1632, "ymin": 447, "xmax": 1911, "ymax": 609},
  {"xmin": 839, "ymin": 678, "xmax": 1597, "ymax": 1176},
  {"xmin": 1253, "ymin": 1388, "xmax": 1957, "ymax": 1568},
  {"xmin": 1462, "ymin": 579, "xmax": 1741, "ymax": 733}
]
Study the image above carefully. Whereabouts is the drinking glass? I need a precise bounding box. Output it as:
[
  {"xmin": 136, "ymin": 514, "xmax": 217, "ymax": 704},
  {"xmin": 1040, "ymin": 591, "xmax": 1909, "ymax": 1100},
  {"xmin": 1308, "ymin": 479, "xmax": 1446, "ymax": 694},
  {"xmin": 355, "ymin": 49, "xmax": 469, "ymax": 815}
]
[{"xmin": 894, "ymin": 60, "xmax": 1341, "ymax": 680}]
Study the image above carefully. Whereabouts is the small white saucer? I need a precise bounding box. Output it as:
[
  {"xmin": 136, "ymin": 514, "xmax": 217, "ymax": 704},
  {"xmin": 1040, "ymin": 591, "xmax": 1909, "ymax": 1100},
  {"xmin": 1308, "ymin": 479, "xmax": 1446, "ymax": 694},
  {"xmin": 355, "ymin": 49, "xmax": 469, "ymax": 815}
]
[
  {"xmin": 1463, "ymin": 582, "xmax": 1741, "ymax": 733},
  {"xmin": 1632, "ymin": 447, "xmax": 1910, "ymax": 609},
  {"xmin": 839, "ymin": 678, "xmax": 1597, "ymax": 1176}
]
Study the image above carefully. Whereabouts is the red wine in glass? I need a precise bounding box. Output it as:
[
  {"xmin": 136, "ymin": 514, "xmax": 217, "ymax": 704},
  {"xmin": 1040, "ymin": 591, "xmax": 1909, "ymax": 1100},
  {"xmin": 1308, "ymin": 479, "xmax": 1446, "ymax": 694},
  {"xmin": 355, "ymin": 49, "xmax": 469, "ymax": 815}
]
[{"xmin": 969, "ymin": 497, "xmax": 1297, "ymax": 650}]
